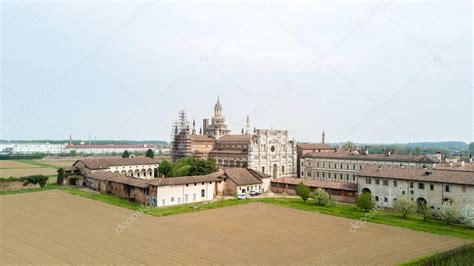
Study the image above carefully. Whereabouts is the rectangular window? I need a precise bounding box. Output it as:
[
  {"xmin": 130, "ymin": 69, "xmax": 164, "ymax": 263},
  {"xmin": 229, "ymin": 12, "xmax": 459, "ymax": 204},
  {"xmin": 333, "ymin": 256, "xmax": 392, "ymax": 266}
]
[
  {"xmin": 410, "ymin": 182, "xmax": 413, "ymax": 189},
  {"xmin": 418, "ymin": 183, "xmax": 424, "ymax": 189},
  {"xmin": 184, "ymin": 194, "xmax": 188, "ymax": 202},
  {"xmin": 366, "ymin": 178, "xmax": 371, "ymax": 184},
  {"xmin": 462, "ymin": 186, "xmax": 466, "ymax": 193},
  {"xmin": 430, "ymin": 184, "xmax": 434, "ymax": 191},
  {"xmin": 410, "ymin": 190, "xmax": 414, "ymax": 195},
  {"xmin": 201, "ymin": 189, "xmax": 205, "ymax": 197},
  {"xmin": 375, "ymin": 179, "xmax": 380, "ymax": 185},
  {"xmin": 383, "ymin": 180, "xmax": 388, "ymax": 186},
  {"xmin": 445, "ymin": 185, "xmax": 450, "ymax": 192},
  {"xmin": 393, "ymin": 180, "xmax": 397, "ymax": 187},
  {"xmin": 384, "ymin": 197, "xmax": 388, "ymax": 203},
  {"xmin": 193, "ymin": 194, "xmax": 196, "ymax": 201}
]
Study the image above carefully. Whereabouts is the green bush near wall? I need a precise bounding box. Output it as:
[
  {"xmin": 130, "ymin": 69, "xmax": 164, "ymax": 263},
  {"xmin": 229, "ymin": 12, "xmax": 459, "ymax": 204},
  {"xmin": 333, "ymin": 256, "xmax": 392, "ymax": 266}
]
[{"xmin": 401, "ymin": 243, "xmax": 474, "ymax": 266}]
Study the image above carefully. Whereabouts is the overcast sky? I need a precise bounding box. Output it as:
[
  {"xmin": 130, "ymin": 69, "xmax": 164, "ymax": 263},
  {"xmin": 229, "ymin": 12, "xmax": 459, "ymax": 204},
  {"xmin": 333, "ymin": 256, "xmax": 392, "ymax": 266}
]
[{"xmin": 1, "ymin": 0, "xmax": 472, "ymax": 143}]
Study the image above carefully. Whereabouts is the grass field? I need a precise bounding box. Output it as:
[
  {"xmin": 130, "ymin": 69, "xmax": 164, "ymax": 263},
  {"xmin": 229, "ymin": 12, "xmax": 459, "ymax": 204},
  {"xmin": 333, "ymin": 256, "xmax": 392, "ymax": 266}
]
[
  {"xmin": 0, "ymin": 190, "xmax": 469, "ymax": 265},
  {"xmin": 0, "ymin": 160, "xmax": 67, "ymax": 182}
]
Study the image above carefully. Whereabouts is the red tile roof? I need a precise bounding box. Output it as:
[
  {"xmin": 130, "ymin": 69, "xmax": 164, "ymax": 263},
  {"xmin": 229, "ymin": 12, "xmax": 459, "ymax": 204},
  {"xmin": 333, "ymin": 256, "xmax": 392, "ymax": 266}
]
[
  {"xmin": 67, "ymin": 144, "xmax": 156, "ymax": 149},
  {"xmin": 304, "ymin": 152, "xmax": 439, "ymax": 163},
  {"xmin": 74, "ymin": 157, "xmax": 159, "ymax": 170},
  {"xmin": 88, "ymin": 171, "xmax": 149, "ymax": 188},
  {"xmin": 271, "ymin": 177, "xmax": 358, "ymax": 191},
  {"xmin": 297, "ymin": 143, "xmax": 333, "ymax": 150},
  {"xmin": 358, "ymin": 165, "xmax": 474, "ymax": 186}
]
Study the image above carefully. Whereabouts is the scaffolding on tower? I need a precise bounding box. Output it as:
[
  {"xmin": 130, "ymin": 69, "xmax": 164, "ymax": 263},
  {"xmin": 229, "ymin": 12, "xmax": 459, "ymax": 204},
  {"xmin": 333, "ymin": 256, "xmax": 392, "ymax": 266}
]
[{"xmin": 171, "ymin": 110, "xmax": 192, "ymax": 161}]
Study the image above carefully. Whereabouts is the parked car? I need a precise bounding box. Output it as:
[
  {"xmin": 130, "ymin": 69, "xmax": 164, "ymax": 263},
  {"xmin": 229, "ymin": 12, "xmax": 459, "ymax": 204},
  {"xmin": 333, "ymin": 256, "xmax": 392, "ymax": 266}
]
[
  {"xmin": 237, "ymin": 193, "xmax": 248, "ymax": 200},
  {"xmin": 249, "ymin": 190, "xmax": 260, "ymax": 196}
]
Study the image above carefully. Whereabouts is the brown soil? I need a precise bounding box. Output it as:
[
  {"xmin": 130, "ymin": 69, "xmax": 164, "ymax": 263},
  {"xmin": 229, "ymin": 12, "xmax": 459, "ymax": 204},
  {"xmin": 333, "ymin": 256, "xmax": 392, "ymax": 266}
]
[{"xmin": 0, "ymin": 190, "xmax": 468, "ymax": 265}]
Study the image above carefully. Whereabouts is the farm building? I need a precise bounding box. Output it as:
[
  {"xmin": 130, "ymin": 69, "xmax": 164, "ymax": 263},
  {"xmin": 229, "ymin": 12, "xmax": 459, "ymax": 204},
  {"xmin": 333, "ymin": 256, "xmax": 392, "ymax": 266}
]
[
  {"xmin": 73, "ymin": 157, "xmax": 159, "ymax": 179},
  {"xmin": 222, "ymin": 168, "xmax": 272, "ymax": 195},
  {"xmin": 83, "ymin": 168, "xmax": 271, "ymax": 207},
  {"xmin": 271, "ymin": 177, "xmax": 358, "ymax": 203}
]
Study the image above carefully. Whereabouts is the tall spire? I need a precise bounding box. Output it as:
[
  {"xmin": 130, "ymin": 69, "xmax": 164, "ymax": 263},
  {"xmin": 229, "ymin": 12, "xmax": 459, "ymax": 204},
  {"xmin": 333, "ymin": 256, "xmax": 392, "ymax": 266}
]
[
  {"xmin": 245, "ymin": 115, "xmax": 250, "ymax": 134},
  {"xmin": 322, "ymin": 131, "xmax": 326, "ymax": 144},
  {"xmin": 192, "ymin": 119, "xmax": 196, "ymax": 135}
]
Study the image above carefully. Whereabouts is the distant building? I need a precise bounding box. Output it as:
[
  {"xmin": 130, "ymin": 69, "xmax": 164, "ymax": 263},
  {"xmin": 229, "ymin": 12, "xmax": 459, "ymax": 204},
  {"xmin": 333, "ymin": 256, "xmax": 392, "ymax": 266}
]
[
  {"xmin": 66, "ymin": 144, "xmax": 157, "ymax": 155},
  {"xmin": 0, "ymin": 143, "xmax": 66, "ymax": 155}
]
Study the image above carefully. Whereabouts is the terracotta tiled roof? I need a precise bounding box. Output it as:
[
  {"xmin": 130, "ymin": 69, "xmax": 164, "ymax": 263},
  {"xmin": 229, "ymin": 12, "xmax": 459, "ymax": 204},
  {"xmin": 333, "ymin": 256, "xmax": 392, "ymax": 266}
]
[
  {"xmin": 297, "ymin": 143, "xmax": 333, "ymax": 150},
  {"xmin": 88, "ymin": 171, "xmax": 149, "ymax": 188},
  {"xmin": 223, "ymin": 168, "xmax": 264, "ymax": 186},
  {"xmin": 74, "ymin": 157, "xmax": 159, "ymax": 170},
  {"xmin": 190, "ymin": 135, "xmax": 216, "ymax": 142},
  {"xmin": 358, "ymin": 165, "xmax": 474, "ymax": 186},
  {"xmin": 209, "ymin": 149, "xmax": 247, "ymax": 155},
  {"xmin": 67, "ymin": 144, "xmax": 156, "ymax": 149},
  {"xmin": 216, "ymin": 134, "xmax": 252, "ymax": 143},
  {"xmin": 147, "ymin": 171, "xmax": 224, "ymax": 186},
  {"xmin": 271, "ymin": 177, "xmax": 358, "ymax": 191},
  {"xmin": 303, "ymin": 152, "xmax": 439, "ymax": 163},
  {"xmin": 434, "ymin": 162, "xmax": 474, "ymax": 172}
]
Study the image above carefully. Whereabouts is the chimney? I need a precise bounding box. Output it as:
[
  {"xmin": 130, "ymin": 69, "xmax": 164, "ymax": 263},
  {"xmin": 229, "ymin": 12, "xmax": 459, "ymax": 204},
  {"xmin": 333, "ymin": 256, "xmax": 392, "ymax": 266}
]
[
  {"xmin": 461, "ymin": 161, "xmax": 465, "ymax": 167},
  {"xmin": 435, "ymin": 151, "xmax": 442, "ymax": 162},
  {"xmin": 322, "ymin": 131, "xmax": 326, "ymax": 144},
  {"xmin": 364, "ymin": 145, "xmax": 369, "ymax": 155},
  {"xmin": 388, "ymin": 150, "xmax": 391, "ymax": 156},
  {"xmin": 470, "ymin": 153, "xmax": 473, "ymax": 163}
]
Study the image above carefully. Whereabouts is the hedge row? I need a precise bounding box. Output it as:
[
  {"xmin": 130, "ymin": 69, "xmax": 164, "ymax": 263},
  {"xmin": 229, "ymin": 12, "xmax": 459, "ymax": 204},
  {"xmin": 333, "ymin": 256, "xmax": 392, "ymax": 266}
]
[{"xmin": 0, "ymin": 175, "xmax": 49, "ymax": 187}]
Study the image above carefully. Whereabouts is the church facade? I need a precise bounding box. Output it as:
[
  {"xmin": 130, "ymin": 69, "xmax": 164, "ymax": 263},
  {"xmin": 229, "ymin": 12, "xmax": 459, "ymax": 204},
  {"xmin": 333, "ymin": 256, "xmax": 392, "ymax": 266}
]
[{"xmin": 171, "ymin": 98, "xmax": 297, "ymax": 178}]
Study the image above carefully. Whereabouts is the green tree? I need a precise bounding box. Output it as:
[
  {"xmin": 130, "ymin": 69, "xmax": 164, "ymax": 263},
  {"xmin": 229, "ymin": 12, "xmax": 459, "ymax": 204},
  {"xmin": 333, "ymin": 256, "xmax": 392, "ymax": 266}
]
[
  {"xmin": 122, "ymin": 150, "xmax": 130, "ymax": 158},
  {"xmin": 312, "ymin": 188, "xmax": 330, "ymax": 206},
  {"xmin": 356, "ymin": 192, "xmax": 374, "ymax": 212},
  {"xmin": 158, "ymin": 160, "xmax": 172, "ymax": 177},
  {"xmin": 57, "ymin": 168, "xmax": 65, "ymax": 186},
  {"xmin": 417, "ymin": 202, "xmax": 432, "ymax": 221},
  {"xmin": 394, "ymin": 197, "xmax": 417, "ymax": 218},
  {"xmin": 296, "ymin": 182, "xmax": 310, "ymax": 202},
  {"xmin": 438, "ymin": 201, "xmax": 460, "ymax": 225},
  {"xmin": 342, "ymin": 141, "xmax": 354, "ymax": 149},
  {"xmin": 145, "ymin": 149, "xmax": 155, "ymax": 159},
  {"xmin": 69, "ymin": 150, "xmax": 76, "ymax": 156}
]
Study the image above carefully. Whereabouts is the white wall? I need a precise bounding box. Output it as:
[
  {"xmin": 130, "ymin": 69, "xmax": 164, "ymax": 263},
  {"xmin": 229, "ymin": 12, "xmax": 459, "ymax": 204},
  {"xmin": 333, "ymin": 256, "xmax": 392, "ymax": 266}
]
[{"xmin": 156, "ymin": 181, "xmax": 216, "ymax": 207}]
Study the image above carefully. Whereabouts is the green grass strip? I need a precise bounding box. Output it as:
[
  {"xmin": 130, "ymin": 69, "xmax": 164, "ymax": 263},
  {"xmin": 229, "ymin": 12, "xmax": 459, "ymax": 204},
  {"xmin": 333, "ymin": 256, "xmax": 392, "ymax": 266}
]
[
  {"xmin": 60, "ymin": 187, "xmax": 251, "ymax": 217},
  {"xmin": 17, "ymin": 160, "xmax": 60, "ymax": 169},
  {"xmin": 400, "ymin": 243, "xmax": 474, "ymax": 266},
  {"xmin": 0, "ymin": 184, "xmax": 58, "ymax": 195}
]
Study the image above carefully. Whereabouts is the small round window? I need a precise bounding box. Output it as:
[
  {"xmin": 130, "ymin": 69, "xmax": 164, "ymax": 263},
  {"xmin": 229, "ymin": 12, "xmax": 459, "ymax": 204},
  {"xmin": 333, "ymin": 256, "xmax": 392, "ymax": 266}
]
[{"xmin": 271, "ymin": 146, "xmax": 275, "ymax": 152}]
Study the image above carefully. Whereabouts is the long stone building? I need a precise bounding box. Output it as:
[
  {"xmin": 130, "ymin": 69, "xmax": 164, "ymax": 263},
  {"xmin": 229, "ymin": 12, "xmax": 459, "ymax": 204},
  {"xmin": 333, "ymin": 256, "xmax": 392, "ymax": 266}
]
[
  {"xmin": 171, "ymin": 98, "xmax": 297, "ymax": 178},
  {"xmin": 300, "ymin": 145, "xmax": 440, "ymax": 183},
  {"xmin": 357, "ymin": 165, "xmax": 474, "ymax": 217}
]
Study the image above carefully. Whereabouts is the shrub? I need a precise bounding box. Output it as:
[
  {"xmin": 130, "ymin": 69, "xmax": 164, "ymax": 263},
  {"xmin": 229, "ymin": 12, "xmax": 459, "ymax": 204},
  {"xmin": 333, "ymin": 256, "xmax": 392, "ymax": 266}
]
[
  {"xmin": 356, "ymin": 192, "xmax": 374, "ymax": 212},
  {"xmin": 57, "ymin": 168, "xmax": 65, "ymax": 186},
  {"xmin": 312, "ymin": 188, "xmax": 330, "ymax": 206},
  {"xmin": 296, "ymin": 182, "xmax": 310, "ymax": 202},
  {"xmin": 145, "ymin": 149, "xmax": 155, "ymax": 159},
  {"xmin": 158, "ymin": 160, "xmax": 172, "ymax": 177},
  {"xmin": 438, "ymin": 201, "xmax": 460, "ymax": 225},
  {"xmin": 394, "ymin": 197, "xmax": 417, "ymax": 218},
  {"xmin": 122, "ymin": 150, "xmax": 130, "ymax": 158},
  {"xmin": 21, "ymin": 175, "xmax": 49, "ymax": 187},
  {"xmin": 417, "ymin": 202, "xmax": 432, "ymax": 221}
]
